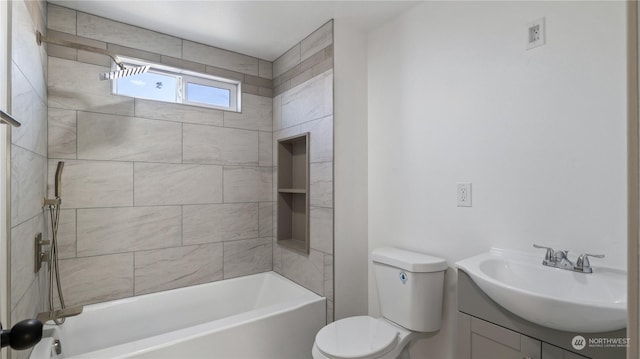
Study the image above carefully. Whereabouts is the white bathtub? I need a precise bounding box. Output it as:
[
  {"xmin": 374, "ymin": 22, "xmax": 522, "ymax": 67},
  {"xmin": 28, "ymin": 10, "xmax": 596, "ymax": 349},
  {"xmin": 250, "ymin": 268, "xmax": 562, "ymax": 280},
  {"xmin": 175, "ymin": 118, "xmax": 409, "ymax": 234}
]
[{"xmin": 30, "ymin": 271, "xmax": 326, "ymax": 359}]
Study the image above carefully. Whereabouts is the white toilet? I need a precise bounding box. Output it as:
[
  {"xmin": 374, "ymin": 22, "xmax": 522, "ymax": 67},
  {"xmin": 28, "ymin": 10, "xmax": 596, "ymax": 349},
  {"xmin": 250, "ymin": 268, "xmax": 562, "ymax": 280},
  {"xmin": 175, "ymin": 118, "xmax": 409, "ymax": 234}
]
[{"xmin": 312, "ymin": 247, "xmax": 447, "ymax": 359}]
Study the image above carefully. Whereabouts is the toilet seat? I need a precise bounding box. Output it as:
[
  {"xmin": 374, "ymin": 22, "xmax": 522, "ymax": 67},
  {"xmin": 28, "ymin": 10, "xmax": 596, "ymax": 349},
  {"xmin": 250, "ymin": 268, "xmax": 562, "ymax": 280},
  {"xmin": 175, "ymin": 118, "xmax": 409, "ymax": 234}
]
[{"xmin": 315, "ymin": 316, "xmax": 400, "ymax": 359}]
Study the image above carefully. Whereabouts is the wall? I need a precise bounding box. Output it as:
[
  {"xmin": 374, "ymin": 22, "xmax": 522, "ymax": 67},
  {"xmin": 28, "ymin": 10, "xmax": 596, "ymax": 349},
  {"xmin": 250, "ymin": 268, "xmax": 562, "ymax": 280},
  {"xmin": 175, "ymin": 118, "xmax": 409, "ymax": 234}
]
[
  {"xmin": 46, "ymin": 4, "xmax": 274, "ymax": 307},
  {"xmin": 0, "ymin": 3, "xmax": 10, "ymax": 357},
  {"xmin": 8, "ymin": 1, "xmax": 49, "ymax": 359},
  {"xmin": 367, "ymin": 2, "xmax": 626, "ymax": 358},
  {"xmin": 272, "ymin": 21, "xmax": 335, "ymax": 322},
  {"xmin": 332, "ymin": 20, "xmax": 368, "ymax": 320}
]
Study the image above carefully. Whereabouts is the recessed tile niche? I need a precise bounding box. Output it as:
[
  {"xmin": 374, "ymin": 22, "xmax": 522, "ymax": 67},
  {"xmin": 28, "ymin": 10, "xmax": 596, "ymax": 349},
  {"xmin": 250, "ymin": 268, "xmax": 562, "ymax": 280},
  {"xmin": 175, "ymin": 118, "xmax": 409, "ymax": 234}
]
[{"xmin": 277, "ymin": 133, "xmax": 310, "ymax": 254}]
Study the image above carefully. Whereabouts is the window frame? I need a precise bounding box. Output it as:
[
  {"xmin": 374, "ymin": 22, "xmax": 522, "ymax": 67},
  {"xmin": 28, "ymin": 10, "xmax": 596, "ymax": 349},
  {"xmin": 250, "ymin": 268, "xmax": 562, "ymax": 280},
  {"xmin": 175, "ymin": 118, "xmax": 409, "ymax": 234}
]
[{"xmin": 111, "ymin": 57, "xmax": 242, "ymax": 112}]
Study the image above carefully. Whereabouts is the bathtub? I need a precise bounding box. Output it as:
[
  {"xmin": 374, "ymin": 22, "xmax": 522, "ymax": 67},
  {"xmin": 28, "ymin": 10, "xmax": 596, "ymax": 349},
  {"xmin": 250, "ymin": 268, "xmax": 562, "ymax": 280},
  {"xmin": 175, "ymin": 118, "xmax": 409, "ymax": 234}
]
[{"xmin": 29, "ymin": 271, "xmax": 326, "ymax": 359}]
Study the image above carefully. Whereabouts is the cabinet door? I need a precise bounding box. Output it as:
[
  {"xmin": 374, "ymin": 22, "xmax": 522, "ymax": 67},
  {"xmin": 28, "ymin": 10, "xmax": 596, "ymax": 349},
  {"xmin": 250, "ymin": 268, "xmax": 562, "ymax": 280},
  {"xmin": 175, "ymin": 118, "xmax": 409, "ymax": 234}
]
[
  {"xmin": 467, "ymin": 315, "xmax": 541, "ymax": 359},
  {"xmin": 542, "ymin": 343, "xmax": 590, "ymax": 359}
]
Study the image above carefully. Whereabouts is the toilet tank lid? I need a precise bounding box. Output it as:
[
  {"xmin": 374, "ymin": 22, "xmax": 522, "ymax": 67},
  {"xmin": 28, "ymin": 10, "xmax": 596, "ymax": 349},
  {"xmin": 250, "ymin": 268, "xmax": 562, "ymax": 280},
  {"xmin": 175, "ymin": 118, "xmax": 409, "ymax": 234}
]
[{"xmin": 372, "ymin": 247, "xmax": 447, "ymax": 272}]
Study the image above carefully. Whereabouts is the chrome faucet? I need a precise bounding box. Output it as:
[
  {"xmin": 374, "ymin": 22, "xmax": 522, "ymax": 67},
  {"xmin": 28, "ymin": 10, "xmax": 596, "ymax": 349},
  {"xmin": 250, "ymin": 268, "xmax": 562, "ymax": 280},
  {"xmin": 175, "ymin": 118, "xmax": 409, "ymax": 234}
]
[
  {"xmin": 533, "ymin": 244, "xmax": 604, "ymax": 274},
  {"xmin": 574, "ymin": 253, "xmax": 605, "ymax": 273}
]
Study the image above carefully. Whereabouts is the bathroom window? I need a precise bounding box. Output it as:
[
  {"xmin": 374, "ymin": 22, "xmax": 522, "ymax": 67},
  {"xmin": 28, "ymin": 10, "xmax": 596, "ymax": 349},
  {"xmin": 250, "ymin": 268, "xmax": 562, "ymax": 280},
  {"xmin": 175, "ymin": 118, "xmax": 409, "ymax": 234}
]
[{"xmin": 112, "ymin": 57, "xmax": 241, "ymax": 112}]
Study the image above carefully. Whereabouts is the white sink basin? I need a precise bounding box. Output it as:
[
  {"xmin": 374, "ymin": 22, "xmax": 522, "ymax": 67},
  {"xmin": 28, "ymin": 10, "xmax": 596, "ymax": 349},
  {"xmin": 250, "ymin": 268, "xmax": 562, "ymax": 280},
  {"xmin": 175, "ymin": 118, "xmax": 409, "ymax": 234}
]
[{"xmin": 456, "ymin": 248, "xmax": 626, "ymax": 333}]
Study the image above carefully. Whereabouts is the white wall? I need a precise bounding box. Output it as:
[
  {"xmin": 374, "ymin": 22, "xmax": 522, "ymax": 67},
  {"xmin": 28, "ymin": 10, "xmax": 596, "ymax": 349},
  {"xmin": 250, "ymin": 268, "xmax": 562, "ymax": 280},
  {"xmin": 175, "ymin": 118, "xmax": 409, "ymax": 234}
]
[
  {"xmin": 367, "ymin": 1, "xmax": 626, "ymax": 357},
  {"xmin": 333, "ymin": 19, "xmax": 369, "ymax": 320}
]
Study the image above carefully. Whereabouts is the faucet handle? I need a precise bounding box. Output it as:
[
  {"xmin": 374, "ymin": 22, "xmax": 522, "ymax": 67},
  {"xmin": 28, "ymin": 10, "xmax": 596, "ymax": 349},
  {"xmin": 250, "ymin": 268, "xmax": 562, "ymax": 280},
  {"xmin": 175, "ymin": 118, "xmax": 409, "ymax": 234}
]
[
  {"xmin": 575, "ymin": 253, "xmax": 605, "ymax": 273},
  {"xmin": 533, "ymin": 244, "xmax": 555, "ymax": 261}
]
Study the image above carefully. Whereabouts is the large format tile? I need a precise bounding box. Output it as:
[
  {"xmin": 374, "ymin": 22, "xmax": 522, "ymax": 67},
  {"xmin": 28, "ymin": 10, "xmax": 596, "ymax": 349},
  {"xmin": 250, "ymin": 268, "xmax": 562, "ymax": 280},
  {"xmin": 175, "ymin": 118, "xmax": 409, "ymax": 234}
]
[
  {"xmin": 273, "ymin": 241, "xmax": 282, "ymax": 274},
  {"xmin": 12, "ymin": 0, "xmax": 47, "ymax": 100},
  {"xmin": 54, "ymin": 209, "xmax": 77, "ymax": 259},
  {"xmin": 59, "ymin": 253, "xmax": 134, "ymax": 307},
  {"xmin": 183, "ymin": 203, "xmax": 259, "ymax": 245},
  {"xmin": 224, "ymin": 94, "xmax": 272, "ymax": 132},
  {"xmin": 106, "ymin": 44, "xmax": 161, "ymax": 64},
  {"xmin": 77, "ymin": 206, "xmax": 182, "ymax": 256},
  {"xmin": 273, "ymin": 94, "xmax": 283, "ymax": 131},
  {"xmin": 259, "ymin": 60, "xmax": 273, "ymax": 79},
  {"xmin": 10, "ymin": 215, "xmax": 43, "ymax": 309},
  {"xmin": 259, "ymin": 202, "xmax": 274, "ymax": 238},
  {"xmin": 48, "ymin": 108, "xmax": 77, "ymax": 159},
  {"xmin": 48, "ymin": 57, "xmax": 134, "ymax": 116},
  {"xmin": 13, "ymin": 146, "xmax": 46, "ymax": 224},
  {"xmin": 47, "ymin": 4, "xmax": 76, "ymax": 35},
  {"xmin": 310, "ymin": 207, "xmax": 333, "ymax": 254},
  {"xmin": 259, "ymin": 132, "xmax": 273, "ymax": 166},
  {"xmin": 301, "ymin": 21, "xmax": 333, "ymax": 62},
  {"xmin": 281, "ymin": 70, "xmax": 332, "ymax": 128},
  {"xmin": 310, "ymin": 161, "xmax": 333, "ymax": 208},
  {"xmin": 281, "ymin": 248, "xmax": 324, "ymax": 295},
  {"xmin": 273, "ymin": 44, "xmax": 300, "ymax": 78},
  {"xmin": 134, "ymin": 244, "xmax": 223, "ymax": 295},
  {"xmin": 77, "ymin": 12, "xmax": 182, "ymax": 58},
  {"xmin": 11, "ymin": 276, "xmax": 44, "ymax": 334},
  {"xmin": 301, "ymin": 115, "xmax": 333, "ymax": 163},
  {"xmin": 324, "ymin": 254, "xmax": 334, "ymax": 302},
  {"xmin": 223, "ymin": 238, "xmax": 273, "ymax": 279},
  {"xmin": 77, "ymin": 112, "xmax": 182, "ymax": 162},
  {"xmin": 11, "ymin": 64, "xmax": 47, "ymax": 157},
  {"xmin": 223, "ymin": 167, "xmax": 272, "ymax": 203},
  {"xmin": 160, "ymin": 55, "xmax": 206, "ymax": 73},
  {"xmin": 134, "ymin": 163, "xmax": 223, "ymax": 206},
  {"xmin": 49, "ymin": 160, "xmax": 133, "ymax": 209},
  {"xmin": 183, "ymin": 40, "xmax": 259, "ymax": 76},
  {"xmin": 183, "ymin": 124, "xmax": 258, "ymax": 165},
  {"xmin": 135, "ymin": 99, "xmax": 224, "ymax": 127},
  {"xmin": 45, "ymin": 30, "xmax": 110, "ymax": 67}
]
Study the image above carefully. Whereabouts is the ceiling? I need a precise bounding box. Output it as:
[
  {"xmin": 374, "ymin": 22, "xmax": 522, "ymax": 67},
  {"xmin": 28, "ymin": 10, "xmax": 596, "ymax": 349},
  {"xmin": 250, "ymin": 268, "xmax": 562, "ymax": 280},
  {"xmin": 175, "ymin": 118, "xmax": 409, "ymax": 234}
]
[{"xmin": 48, "ymin": 1, "xmax": 420, "ymax": 61}]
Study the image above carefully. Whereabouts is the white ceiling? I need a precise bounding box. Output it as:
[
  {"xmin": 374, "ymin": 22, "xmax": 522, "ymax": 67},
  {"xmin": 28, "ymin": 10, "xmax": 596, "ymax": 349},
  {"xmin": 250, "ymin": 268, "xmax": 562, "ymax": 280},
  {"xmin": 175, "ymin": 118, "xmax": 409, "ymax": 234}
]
[{"xmin": 48, "ymin": 0, "xmax": 420, "ymax": 61}]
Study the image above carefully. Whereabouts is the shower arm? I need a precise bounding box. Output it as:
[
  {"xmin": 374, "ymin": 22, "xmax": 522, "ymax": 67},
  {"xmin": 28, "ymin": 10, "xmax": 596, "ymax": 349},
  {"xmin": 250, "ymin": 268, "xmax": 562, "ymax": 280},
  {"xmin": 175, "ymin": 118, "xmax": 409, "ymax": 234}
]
[{"xmin": 36, "ymin": 31, "xmax": 125, "ymax": 70}]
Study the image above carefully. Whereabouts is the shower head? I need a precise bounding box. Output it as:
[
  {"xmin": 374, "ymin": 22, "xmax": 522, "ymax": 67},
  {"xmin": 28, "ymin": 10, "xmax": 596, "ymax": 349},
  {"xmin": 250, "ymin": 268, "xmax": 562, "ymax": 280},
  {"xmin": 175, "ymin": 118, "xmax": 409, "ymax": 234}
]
[
  {"xmin": 54, "ymin": 161, "xmax": 64, "ymax": 198},
  {"xmin": 100, "ymin": 65, "xmax": 150, "ymax": 81}
]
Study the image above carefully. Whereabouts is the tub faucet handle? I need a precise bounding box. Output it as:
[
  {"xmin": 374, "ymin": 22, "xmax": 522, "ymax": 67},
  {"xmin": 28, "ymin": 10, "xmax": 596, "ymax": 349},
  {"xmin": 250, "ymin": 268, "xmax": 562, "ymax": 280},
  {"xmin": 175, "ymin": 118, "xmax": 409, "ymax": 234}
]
[
  {"xmin": 575, "ymin": 253, "xmax": 605, "ymax": 273},
  {"xmin": 533, "ymin": 244, "xmax": 555, "ymax": 262}
]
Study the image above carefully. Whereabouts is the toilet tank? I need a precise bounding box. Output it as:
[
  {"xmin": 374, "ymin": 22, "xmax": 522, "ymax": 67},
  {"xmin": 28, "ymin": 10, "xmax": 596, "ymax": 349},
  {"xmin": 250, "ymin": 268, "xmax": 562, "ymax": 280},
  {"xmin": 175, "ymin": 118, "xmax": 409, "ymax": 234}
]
[{"xmin": 372, "ymin": 247, "xmax": 447, "ymax": 332}]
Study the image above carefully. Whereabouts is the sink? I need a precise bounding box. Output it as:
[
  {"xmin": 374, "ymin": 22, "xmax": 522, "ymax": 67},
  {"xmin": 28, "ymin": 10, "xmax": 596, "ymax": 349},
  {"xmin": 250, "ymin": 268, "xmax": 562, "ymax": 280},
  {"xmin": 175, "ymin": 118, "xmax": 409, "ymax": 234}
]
[{"xmin": 456, "ymin": 248, "xmax": 626, "ymax": 333}]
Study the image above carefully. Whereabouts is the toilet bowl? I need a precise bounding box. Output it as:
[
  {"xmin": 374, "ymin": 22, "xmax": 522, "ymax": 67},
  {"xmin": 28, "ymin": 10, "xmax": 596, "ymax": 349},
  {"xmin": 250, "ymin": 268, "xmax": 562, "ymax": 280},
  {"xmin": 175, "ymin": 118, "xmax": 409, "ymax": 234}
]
[
  {"xmin": 312, "ymin": 247, "xmax": 447, "ymax": 359},
  {"xmin": 312, "ymin": 316, "xmax": 423, "ymax": 359}
]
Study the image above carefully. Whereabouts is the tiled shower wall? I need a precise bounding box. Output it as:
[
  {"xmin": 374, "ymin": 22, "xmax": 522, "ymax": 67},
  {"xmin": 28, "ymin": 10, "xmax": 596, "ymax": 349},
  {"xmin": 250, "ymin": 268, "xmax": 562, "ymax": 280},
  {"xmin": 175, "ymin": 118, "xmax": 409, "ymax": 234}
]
[
  {"xmin": 272, "ymin": 21, "xmax": 335, "ymax": 322},
  {"xmin": 46, "ymin": 4, "xmax": 275, "ymax": 306},
  {"xmin": 9, "ymin": 1, "xmax": 49, "ymax": 358}
]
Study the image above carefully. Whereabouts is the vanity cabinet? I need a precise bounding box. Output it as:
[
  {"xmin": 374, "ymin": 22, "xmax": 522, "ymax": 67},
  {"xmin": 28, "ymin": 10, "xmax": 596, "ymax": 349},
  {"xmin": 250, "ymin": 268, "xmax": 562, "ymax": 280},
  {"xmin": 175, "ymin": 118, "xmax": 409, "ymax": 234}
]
[
  {"xmin": 541, "ymin": 343, "xmax": 589, "ymax": 359},
  {"xmin": 459, "ymin": 312, "xmax": 541, "ymax": 359},
  {"xmin": 457, "ymin": 270, "xmax": 625, "ymax": 359},
  {"xmin": 459, "ymin": 313, "xmax": 589, "ymax": 359}
]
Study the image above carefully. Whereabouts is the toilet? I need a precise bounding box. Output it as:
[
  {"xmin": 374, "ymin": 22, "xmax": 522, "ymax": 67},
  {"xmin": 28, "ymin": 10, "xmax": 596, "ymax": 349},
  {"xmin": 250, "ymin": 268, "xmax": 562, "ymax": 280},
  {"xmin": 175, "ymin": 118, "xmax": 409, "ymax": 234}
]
[{"xmin": 312, "ymin": 247, "xmax": 447, "ymax": 359}]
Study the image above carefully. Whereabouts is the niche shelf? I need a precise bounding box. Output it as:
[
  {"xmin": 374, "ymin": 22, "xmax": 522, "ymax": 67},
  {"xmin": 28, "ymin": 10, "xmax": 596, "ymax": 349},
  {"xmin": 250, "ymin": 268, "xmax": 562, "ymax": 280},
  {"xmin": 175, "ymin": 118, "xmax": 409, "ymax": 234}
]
[{"xmin": 277, "ymin": 133, "xmax": 310, "ymax": 255}]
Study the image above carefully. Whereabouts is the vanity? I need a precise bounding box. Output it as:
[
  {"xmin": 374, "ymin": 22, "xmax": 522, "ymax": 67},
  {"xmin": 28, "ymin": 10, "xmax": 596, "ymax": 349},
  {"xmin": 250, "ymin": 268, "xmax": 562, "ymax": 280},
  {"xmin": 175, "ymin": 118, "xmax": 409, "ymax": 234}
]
[{"xmin": 456, "ymin": 249, "xmax": 627, "ymax": 359}]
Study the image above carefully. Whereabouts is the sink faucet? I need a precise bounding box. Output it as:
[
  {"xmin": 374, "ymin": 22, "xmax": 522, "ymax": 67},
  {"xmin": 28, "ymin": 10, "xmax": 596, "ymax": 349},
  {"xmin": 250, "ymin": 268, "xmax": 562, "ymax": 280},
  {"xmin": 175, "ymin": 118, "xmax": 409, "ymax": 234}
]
[{"xmin": 533, "ymin": 244, "xmax": 604, "ymax": 274}]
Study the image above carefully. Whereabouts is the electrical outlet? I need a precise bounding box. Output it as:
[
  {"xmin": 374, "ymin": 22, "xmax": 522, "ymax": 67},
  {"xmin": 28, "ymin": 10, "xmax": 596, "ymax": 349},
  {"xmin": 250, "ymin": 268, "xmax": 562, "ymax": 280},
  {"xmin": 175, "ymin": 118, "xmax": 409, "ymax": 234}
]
[
  {"xmin": 457, "ymin": 183, "xmax": 472, "ymax": 207},
  {"xmin": 527, "ymin": 17, "xmax": 545, "ymax": 50}
]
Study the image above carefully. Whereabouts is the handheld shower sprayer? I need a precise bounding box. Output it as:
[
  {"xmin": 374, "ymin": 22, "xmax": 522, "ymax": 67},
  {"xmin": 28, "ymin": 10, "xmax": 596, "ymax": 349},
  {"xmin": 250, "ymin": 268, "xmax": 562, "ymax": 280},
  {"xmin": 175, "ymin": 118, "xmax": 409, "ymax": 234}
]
[
  {"xmin": 38, "ymin": 160, "xmax": 82, "ymax": 325},
  {"xmin": 54, "ymin": 161, "xmax": 64, "ymax": 199}
]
